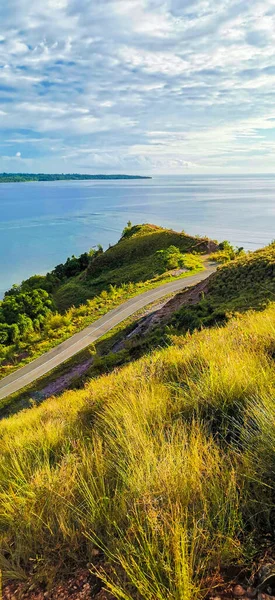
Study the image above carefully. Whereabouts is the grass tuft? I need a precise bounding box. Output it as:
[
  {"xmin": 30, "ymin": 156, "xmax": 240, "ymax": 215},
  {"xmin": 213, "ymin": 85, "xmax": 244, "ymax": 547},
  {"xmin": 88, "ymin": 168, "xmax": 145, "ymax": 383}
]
[{"xmin": 1, "ymin": 302, "xmax": 275, "ymax": 595}]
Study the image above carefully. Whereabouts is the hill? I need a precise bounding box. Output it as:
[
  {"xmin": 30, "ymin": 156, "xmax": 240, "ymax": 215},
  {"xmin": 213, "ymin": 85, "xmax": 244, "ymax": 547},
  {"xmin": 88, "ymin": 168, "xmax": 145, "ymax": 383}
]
[
  {"xmin": 1, "ymin": 296, "xmax": 275, "ymax": 599},
  {"xmin": 0, "ymin": 224, "xmax": 212, "ymax": 383},
  {"xmin": 169, "ymin": 240, "xmax": 275, "ymax": 333},
  {"xmin": 53, "ymin": 223, "xmax": 215, "ymax": 311},
  {"xmin": 3, "ymin": 234, "xmax": 275, "ymax": 599},
  {"xmin": 83, "ymin": 240, "xmax": 275, "ymax": 371}
]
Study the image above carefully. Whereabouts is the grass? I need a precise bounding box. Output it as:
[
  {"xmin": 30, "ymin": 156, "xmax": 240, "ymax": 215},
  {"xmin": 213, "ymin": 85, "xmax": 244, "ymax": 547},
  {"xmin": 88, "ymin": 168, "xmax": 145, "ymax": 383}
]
[
  {"xmin": 167, "ymin": 241, "xmax": 275, "ymax": 334},
  {"xmin": 75, "ymin": 241, "xmax": 275, "ymax": 378},
  {"xmin": 0, "ymin": 265, "xmax": 203, "ymax": 385},
  {"xmin": 2, "ymin": 236, "xmax": 275, "ymax": 597},
  {"xmin": 54, "ymin": 224, "xmax": 212, "ymax": 311},
  {"xmin": 1, "ymin": 302, "xmax": 275, "ymax": 596},
  {"xmin": 0, "ymin": 291, "xmax": 176, "ymax": 419},
  {"xmin": 0, "ymin": 223, "xmax": 208, "ymax": 381}
]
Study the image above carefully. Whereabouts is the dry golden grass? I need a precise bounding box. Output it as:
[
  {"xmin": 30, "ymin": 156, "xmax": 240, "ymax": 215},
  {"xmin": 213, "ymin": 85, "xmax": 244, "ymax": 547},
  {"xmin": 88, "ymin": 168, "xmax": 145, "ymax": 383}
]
[{"xmin": 1, "ymin": 304, "xmax": 275, "ymax": 597}]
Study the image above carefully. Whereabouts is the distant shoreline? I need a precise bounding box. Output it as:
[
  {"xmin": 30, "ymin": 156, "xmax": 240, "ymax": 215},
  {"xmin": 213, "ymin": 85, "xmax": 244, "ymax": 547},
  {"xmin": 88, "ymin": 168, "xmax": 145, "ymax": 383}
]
[{"xmin": 0, "ymin": 173, "xmax": 152, "ymax": 183}]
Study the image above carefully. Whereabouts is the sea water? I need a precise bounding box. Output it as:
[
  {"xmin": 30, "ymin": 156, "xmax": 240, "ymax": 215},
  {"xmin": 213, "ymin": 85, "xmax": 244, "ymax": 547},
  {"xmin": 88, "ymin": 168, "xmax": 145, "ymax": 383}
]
[{"xmin": 0, "ymin": 174, "xmax": 274, "ymax": 297}]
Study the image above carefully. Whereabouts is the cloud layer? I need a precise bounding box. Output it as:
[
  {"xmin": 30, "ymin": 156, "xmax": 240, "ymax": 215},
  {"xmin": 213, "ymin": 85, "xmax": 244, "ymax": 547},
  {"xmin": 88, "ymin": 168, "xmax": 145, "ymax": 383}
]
[{"xmin": 1, "ymin": 0, "xmax": 275, "ymax": 173}]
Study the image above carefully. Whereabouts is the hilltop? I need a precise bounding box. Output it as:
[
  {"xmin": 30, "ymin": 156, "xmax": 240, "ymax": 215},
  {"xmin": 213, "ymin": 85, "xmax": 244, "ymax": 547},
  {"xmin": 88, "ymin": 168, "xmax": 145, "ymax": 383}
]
[
  {"xmin": 0, "ymin": 173, "xmax": 151, "ymax": 182},
  {"xmin": 54, "ymin": 223, "xmax": 215, "ymax": 311},
  {"xmin": 0, "ymin": 224, "xmax": 213, "ymax": 388}
]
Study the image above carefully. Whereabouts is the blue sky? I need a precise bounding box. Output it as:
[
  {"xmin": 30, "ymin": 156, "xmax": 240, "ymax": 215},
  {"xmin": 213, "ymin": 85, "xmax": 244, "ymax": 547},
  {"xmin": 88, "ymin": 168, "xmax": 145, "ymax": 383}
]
[{"xmin": 1, "ymin": 0, "xmax": 275, "ymax": 174}]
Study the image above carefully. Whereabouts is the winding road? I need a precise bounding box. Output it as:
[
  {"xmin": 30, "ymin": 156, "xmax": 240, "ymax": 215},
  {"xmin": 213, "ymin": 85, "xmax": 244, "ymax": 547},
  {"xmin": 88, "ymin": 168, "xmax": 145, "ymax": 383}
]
[{"xmin": 0, "ymin": 265, "xmax": 216, "ymax": 401}]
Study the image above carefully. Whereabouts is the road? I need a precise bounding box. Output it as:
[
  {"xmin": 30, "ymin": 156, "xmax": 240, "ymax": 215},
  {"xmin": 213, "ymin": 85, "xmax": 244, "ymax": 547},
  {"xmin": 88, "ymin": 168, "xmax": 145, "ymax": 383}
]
[{"xmin": 0, "ymin": 266, "xmax": 215, "ymax": 401}]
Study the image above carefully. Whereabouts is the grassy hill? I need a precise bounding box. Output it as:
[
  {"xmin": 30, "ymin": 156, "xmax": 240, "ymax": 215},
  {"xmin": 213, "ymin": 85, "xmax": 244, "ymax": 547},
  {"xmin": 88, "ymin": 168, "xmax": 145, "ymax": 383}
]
[
  {"xmin": 53, "ymin": 224, "xmax": 213, "ymax": 311},
  {"xmin": 1, "ymin": 240, "xmax": 275, "ymax": 599},
  {"xmin": 84, "ymin": 241, "xmax": 275, "ymax": 370},
  {"xmin": 209, "ymin": 240, "xmax": 275, "ymax": 307},
  {"xmin": 1, "ymin": 302, "xmax": 275, "ymax": 598},
  {"xmin": 0, "ymin": 224, "xmax": 209, "ymax": 385},
  {"xmin": 170, "ymin": 240, "xmax": 275, "ymax": 332}
]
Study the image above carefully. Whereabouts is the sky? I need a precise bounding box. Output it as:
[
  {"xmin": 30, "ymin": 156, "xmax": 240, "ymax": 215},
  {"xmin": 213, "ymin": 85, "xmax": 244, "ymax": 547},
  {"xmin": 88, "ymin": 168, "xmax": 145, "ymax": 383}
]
[{"xmin": 0, "ymin": 0, "xmax": 275, "ymax": 174}]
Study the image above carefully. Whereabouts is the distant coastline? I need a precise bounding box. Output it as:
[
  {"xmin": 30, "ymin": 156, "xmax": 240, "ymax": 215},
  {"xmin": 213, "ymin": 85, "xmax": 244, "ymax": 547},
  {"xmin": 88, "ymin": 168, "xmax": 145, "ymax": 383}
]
[{"xmin": 0, "ymin": 173, "xmax": 152, "ymax": 183}]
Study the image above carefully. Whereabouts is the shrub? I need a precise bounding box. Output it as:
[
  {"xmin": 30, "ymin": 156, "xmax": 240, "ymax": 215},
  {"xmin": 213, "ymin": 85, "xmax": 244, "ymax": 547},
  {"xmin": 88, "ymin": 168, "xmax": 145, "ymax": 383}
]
[
  {"xmin": 45, "ymin": 313, "xmax": 71, "ymax": 331},
  {"xmin": 210, "ymin": 241, "xmax": 245, "ymax": 263}
]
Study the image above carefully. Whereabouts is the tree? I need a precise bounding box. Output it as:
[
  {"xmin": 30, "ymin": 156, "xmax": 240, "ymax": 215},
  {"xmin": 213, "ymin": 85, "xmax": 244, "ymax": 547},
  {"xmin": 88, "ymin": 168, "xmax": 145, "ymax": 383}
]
[
  {"xmin": 63, "ymin": 256, "xmax": 81, "ymax": 277},
  {"xmin": 0, "ymin": 288, "xmax": 53, "ymax": 345},
  {"xmin": 17, "ymin": 314, "xmax": 34, "ymax": 337},
  {"xmin": 0, "ymin": 324, "xmax": 10, "ymax": 344},
  {"xmin": 122, "ymin": 221, "xmax": 133, "ymax": 238},
  {"xmin": 9, "ymin": 323, "xmax": 20, "ymax": 343},
  {"xmin": 157, "ymin": 246, "xmax": 185, "ymax": 271},
  {"xmin": 1, "ymin": 295, "xmax": 22, "ymax": 324},
  {"xmin": 52, "ymin": 263, "xmax": 65, "ymax": 280},
  {"xmin": 214, "ymin": 241, "xmax": 246, "ymax": 263},
  {"xmin": 79, "ymin": 252, "xmax": 90, "ymax": 270}
]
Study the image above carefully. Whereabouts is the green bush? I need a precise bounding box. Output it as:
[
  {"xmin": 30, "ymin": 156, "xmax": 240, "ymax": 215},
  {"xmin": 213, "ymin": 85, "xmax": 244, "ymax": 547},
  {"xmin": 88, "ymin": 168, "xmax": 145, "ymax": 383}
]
[
  {"xmin": 0, "ymin": 289, "xmax": 53, "ymax": 346},
  {"xmin": 210, "ymin": 241, "xmax": 245, "ymax": 263},
  {"xmin": 156, "ymin": 246, "xmax": 204, "ymax": 272}
]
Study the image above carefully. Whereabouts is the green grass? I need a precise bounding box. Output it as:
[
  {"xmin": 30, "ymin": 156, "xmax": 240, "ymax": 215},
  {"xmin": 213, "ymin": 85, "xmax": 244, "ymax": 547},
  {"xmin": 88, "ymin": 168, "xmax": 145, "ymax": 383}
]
[
  {"xmin": 0, "ymin": 223, "xmax": 208, "ymax": 381},
  {"xmin": 169, "ymin": 241, "xmax": 275, "ymax": 333},
  {"xmin": 209, "ymin": 241, "xmax": 275, "ymax": 306},
  {"xmin": 3, "ymin": 235, "xmax": 275, "ymax": 597},
  {"xmin": 82, "ymin": 241, "xmax": 275, "ymax": 375},
  {"xmin": 54, "ymin": 224, "xmax": 212, "ymax": 311},
  {"xmin": 1, "ymin": 303, "xmax": 275, "ymax": 596},
  {"xmin": 0, "ymin": 266, "xmax": 204, "ymax": 386},
  {"xmin": 0, "ymin": 291, "xmax": 175, "ymax": 419}
]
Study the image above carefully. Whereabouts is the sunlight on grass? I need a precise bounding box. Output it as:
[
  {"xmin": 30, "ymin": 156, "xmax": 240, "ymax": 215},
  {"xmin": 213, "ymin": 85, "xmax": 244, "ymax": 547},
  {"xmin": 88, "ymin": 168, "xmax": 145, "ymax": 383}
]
[{"xmin": 0, "ymin": 304, "xmax": 275, "ymax": 596}]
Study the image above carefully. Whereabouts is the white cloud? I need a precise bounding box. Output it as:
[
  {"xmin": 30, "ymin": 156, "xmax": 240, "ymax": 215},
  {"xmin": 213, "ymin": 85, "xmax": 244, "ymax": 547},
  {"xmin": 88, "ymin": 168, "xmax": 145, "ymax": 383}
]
[
  {"xmin": 119, "ymin": 47, "xmax": 189, "ymax": 75},
  {"xmin": 0, "ymin": 0, "xmax": 275, "ymax": 172}
]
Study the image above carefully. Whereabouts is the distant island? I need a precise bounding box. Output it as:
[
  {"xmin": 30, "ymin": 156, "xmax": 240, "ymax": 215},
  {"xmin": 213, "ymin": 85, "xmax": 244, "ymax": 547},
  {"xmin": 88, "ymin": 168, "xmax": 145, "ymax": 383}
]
[{"xmin": 0, "ymin": 173, "xmax": 152, "ymax": 183}]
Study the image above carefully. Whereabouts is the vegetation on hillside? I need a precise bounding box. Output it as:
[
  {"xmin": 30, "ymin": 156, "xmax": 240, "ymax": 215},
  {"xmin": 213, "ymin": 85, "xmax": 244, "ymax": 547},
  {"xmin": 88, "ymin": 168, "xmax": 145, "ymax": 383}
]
[
  {"xmin": 171, "ymin": 240, "xmax": 275, "ymax": 333},
  {"xmin": 0, "ymin": 173, "xmax": 151, "ymax": 183},
  {"xmin": 0, "ymin": 289, "xmax": 53, "ymax": 344},
  {"xmin": 60, "ymin": 224, "xmax": 211, "ymax": 312},
  {"xmin": 209, "ymin": 240, "xmax": 245, "ymax": 263},
  {"xmin": 76, "ymin": 240, "xmax": 275, "ymax": 377},
  {"xmin": 1, "ymin": 302, "xmax": 275, "ymax": 597},
  {"xmin": 1, "ymin": 234, "xmax": 275, "ymax": 597},
  {"xmin": 157, "ymin": 245, "xmax": 204, "ymax": 271},
  {"xmin": 0, "ymin": 224, "xmax": 208, "ymax": 381},
  {"xmin": 86, "ymin": 224, "xmax": 210, "ymax": 282},
  {"xmin": 0, "ymin": 274, "xmax": 197, "ymax": 389}
]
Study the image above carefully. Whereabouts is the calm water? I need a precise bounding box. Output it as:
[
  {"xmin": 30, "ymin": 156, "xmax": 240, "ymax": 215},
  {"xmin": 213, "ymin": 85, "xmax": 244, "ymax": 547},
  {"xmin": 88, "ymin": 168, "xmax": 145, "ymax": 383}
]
[{"xmin": 0, "ymin": 174, "xmax": 274, "ymax": 297}]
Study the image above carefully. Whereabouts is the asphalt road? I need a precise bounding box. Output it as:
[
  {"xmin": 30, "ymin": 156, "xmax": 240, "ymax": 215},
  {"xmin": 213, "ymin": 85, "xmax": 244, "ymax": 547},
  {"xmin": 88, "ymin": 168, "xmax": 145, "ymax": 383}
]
[{"xmin": 0, "ymin": 266, "xmax": 216, "ymax": 401}]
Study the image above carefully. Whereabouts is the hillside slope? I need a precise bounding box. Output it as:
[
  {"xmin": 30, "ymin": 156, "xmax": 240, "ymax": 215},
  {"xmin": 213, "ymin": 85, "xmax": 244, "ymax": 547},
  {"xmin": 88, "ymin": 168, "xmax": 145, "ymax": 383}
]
[
  {"xmin": 1, "ymin": 299, "xmax": 275, "ymax": 598},
  {"xmin": 53, "ymin": 224, "xmax": 214, "ymax": 311},
  {"xmin": 88, "ymin": 241, "xmax": 275, "ymax": 367},
  {"xmin": 170, "ymin": 240, "xmax": 275, "ymax": 332},
  {"xmin": 0, "ymin": 224, "xmax": 211, "ymax": 382}
]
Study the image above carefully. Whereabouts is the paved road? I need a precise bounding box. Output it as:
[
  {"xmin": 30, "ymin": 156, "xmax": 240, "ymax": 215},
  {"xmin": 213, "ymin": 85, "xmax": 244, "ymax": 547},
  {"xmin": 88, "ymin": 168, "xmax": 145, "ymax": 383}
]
[{"xmin": 0, "ymin": 266, "xmax": 216, "ymax": 400}]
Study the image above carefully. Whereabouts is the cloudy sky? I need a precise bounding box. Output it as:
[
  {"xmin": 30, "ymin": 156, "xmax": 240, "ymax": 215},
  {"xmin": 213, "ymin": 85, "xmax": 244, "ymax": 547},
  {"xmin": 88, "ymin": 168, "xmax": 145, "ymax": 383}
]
[{"xmin": 1, "ymin": 0, "xmax": 275, "ymax": 174}]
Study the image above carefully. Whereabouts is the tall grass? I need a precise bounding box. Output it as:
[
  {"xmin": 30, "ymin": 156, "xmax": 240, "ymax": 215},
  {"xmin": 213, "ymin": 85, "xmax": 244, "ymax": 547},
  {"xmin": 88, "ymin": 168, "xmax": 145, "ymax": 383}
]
[{"xmin": 1, "ymin": 305, "xmax": 275, "ymax": 596}]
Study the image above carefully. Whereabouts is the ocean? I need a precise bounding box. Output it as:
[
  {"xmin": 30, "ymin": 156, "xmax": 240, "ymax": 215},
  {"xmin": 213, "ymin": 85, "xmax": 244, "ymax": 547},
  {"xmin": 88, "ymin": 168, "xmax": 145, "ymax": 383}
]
[{"xmin": 0, "ymin": 174, "xmax": 274, "ymax": 297}]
